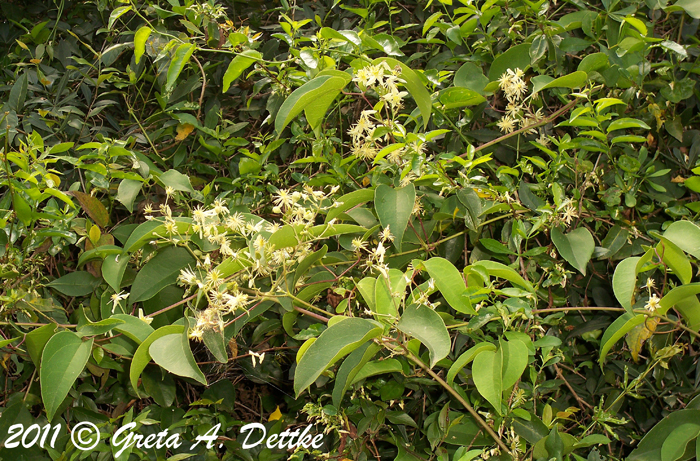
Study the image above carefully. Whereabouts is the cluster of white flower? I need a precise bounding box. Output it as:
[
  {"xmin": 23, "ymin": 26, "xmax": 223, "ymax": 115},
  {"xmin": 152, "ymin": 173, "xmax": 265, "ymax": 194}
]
[
  {"xmin": 272, "ymin": 184, "xmax": 339, "ymax": 224},
  {"xmin": 352, "ymin": 61, "xmax": 406, "ymax": 110},
  {"xmin": 496, "ymin": 68, "xmax": 547, "ymax": 144}
]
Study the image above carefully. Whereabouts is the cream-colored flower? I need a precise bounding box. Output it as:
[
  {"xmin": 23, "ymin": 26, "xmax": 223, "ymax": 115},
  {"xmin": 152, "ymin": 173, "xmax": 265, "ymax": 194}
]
[
  {"xmin": 497, "ymin": 116, "xmax": 517, "ymax": 133},
  {"xmin": 645, "ymin": 294, "xmax": 661, "ymax": 313}
]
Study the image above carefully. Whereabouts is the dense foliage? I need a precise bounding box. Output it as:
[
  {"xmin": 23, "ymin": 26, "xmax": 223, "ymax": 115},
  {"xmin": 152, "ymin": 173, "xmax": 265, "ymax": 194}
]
[{"xmin": 1, "ymin": 0, "xmax": 700, "ymax": 459}]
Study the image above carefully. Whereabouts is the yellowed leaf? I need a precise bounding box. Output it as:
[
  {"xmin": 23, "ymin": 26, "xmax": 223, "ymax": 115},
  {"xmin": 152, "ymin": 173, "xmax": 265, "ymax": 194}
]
[
  {"xmin": 175, "ymin": 123, "xmax": 195, "ymax": 141},
  {"xmin": 626, "ymin": 317, "xmax": 659, "ymax": 362},
  {"xmin": 268, "ymin": 406, "xmax": 282, "ymax": 421}
]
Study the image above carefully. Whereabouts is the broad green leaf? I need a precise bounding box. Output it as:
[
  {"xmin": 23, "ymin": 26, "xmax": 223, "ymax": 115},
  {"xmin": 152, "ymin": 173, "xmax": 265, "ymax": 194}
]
[
  {"xmin": 222, "ymin": 50, "xmax": 261, "ymax": 93},
  {"xmin": 472, "ymin": 260, "xmax": 535, "ymax": 293},
  {"xmin": 397, "ymin": 304, "xmax": 450, "ymax": 368},
  {"xmin": 112, "ymin": 314, "xmax": 155, "ymax": 343},
  {"xmin": 13, "ymin": 193, "xmax": 32, "ymax": 226},
  {"xmin": 134, "ymin": 26, "xmax": 152, "ymax": 64},
  {"xmin": 130, "ymin": 246, "xmax": 196, "ymax": 303},
  {"xmin": 374, "ymin": 269, "xmax": 404, "ymax": 319},
  {"xmin": 294, "ymin": 245, "xmax": 327, "ymax": 284},
  {"xmin": 372, "ymin": 57, "xmax": 431, "ymax": 129},
  {"xmin": 275, "ymin": 75, "xmax": 348, "ymax": 134},
  {"xmin": 166, "ymin": 43, "xmax": 196, "ymax": 92},
  {"xmin": 159, "ymin": 169, "xmax": 194, "ymax": 193},
  {"xmin": 108, "ymin": 5, "xmax": 131, "ymax": 29},
  {"xmin": 41, "ymin": 331, "xmax": 94, "ymax": 420},
  {"xmin": 438, "ymin": 87, "xmax": 486, "ymax": 108},
  {"xmin": 7, "ymin": 72, "xmax": 27, "ymax": 112},
  {"xmin": 325, "ymin": 188, "xmax": 375, "ymax": 223},
  {"xmin": 599, "ymin": 313, "xmax": 646, "ymax": 364},
  {"xmin": 142, "ymin": 367, "xmax": 176, "ymax": 407},
  {"xmin": 349, "ymin": 359, "xmax": 403, "ymax": 385},
  {"xmin": 422, "ymin": 257, "xmax": 473, "ymax": 314},
  {"xmin": 488, "ymin": 43, "xmax": 532, "ymax": 81},
  {"xmin": 674, "ymin": 0, "xmax": 700, "ymax": 19},
  {"xmin": 294, "ymin": 318, "xmax": 383, "ymax": 397},
  {"xmin": 661, "ymin": 423, "xmax": 700, "ymax": 461},
  {"xmin": 332, "ymin": 342, "xmax": 381, "ymax": 407},
  {"xmin": 573, "ymin": 434, "xmax": 612, "ymax": 448},
  {"xmin": 551, "ymin": 227, "xmax": 595, "ymax": 275},
  {"xmin": 130, "ymin": 325, "xmax": 184, "ymax": 394},
  {"xmin": 658, "ymin": 237, "xmax": 692, "ymax": 285},
  {"xmin": 203, "ymin": 327, "xmax": 227, "ymax": 364},
  {"xmin": 25, "ymin": 323, "xmax": 57, "ymax": 366},
  {"xmin": 447, "ymin": 342, "xmax": 497, "ymax": 384},
  {"xmin": 532, "ymin": 71, "xmax": 588, "ymax": 93},
  {"xmin": 607, "ymin": 118, "xmax": 651, "ymax": 133},
  {"xmin": 628, "ymin": 410, "xmax": 700, "ymax": 460},
  {"xmin": 454, "ymin": 62, "xmax": 489, "ymax": 94},
  {"xmin": 103, "ymin": 253, "xmax": 129, "ymax": 292},
  {"xmin": 306, "ymin": 69, "xmax": 353, "ymax": 134},
  {"xmin": 77, "ymin": 318, "xmax": 125, "ymax": 336},
  {"xmin": 150, "ymin": 332, "xmax": 207, "ymax": 385},
  {"xmin": 356, "ymin": 277, "xmax": 377, "ymax": 312},
  {"xmin": 613, "ymin": 257, "xmax": 640, "ymax": 311},
  {"xmin": 47, "ymin": 271, "xmax": 101, "ymax": 297},
  {"xmin": 457, "ymin": 188, "xmax": 482, "ymax": 231},
  {"xmin": 663, "ymin": 221, "xmax": 700, "ymax": 260},
  {"xmin": 500, "ymin": 338, "xmax": 528, "ymax": 389},
  {"xmin": 70, "ymin": 191, "xmax": 109, "ymax": 228},
  {"xmin": 578, "ymin": 53, "xmax": 609, "ymax": 73},
  {"xmin": 117, "ymin": 178, "xmax": 142, "ymax": 213},
  {"xmin": 375, "ymin": 183, "xmax": 415, "ymax": 251},
  {"xmin": 472, "ymin": 349, "xmax": 503, "ymax": 414},
  {"xmin": 77, "ymin": 245, "xmax": 122, "ymax": 267}
]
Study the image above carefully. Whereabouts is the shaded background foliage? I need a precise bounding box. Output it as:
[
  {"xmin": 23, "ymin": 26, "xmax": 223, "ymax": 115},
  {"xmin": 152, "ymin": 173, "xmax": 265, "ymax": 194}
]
[{"xmin": 0, "ymin": 0, "xmax": 699, "ymax": 460}]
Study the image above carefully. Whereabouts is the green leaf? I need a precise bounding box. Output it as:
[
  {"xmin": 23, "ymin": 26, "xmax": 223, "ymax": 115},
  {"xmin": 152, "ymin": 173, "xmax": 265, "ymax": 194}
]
[
  {"xmin": 130, "ymin": 246, "xmax": 196, "ymax": 303},
  {"xmin": 112, "ymin": 314, "xmax": 155, "ymax": 343},
  {"xmin": 488, "ymin": 43, "xmax": 532, "ymax": 81},
  {"xmin": 203, "ymin": 327, "xmax": 227, "ymax": 364},
  {"xmin": 375, "ymin": 183, "xmax": 415, "ymax": 251},
  {"xmin": 500, "ymin": 338, "xmax": 528, "ymax": 389},
  {"xmin": 578, "ymin": 53, "xmax": 609, "ymax": 73},
  {"xmin": 599, "ymin": 313, "xmax": 646, "ymax": 364},
  {"xmin": 25, "ymin": 323, "xmax": 57, "ymax": 366},
  {"xmin": 306, "ymin": 69, "xmax": 353, "ymax": 134},
  {"xmin": 423, "ymin": 257, "xmax": 473, "ymax": 314},
  {"xmin": 551, "ymin": 227, "xmax": 595, "ymax": 275},
  {"xmin": 294, "ymin": 245, "xmax": 327, "ymax": 285},
  {"xmin": 12, "ymin": 193, "xmax": 32, "ymax": 226},
  {"xmin": 472, "ymin": 260, "xmax": 535, "ymax": 293},
  {"xmin": 629, "ymin": 410, "xmax": 700, "ymax": 461},
  {"xmin": 108, "ymin": 5, "xmax": 131, "ymax": 29},
  {"xmin": 150, "ymin": 331, "xmax": 207, "ymax": 385},
  {"xmin": 117, "ymin": 179, "xmax": 142, "ymax": 213},
  {"xmin": 613, "ymin": 257, "xmax": 640, "ymax": 311},
  {"xmin": 294, "ymin": 318, "xmax": 383, "ymax": 397},
  {"xmin": 674, "ymin": 0, "xmax": 700, "ymax": 18},
  {"xmin": 222, "ymin": 50, "xmax": 261, "ymax": 93},
  {"xmin": 447, "ymin": 342, "xmax": 497, "ymax": 384},
  {"xmin": 134, "ymin": 26, "xmax": 152, "ymax": 64},
  {"xmin": 356, "ymin": 277, "xmax": 377, "ymax": 312},
  {"xmin": 166, "ymin": 43, "xmax": 196, "ymax": 92},
  {"xmin": 607, "ymin": 118, "xmax": 651, "ymax": 133},
  {"xmin": 349, "ymin": 359, "xmax": 403, "ymax": 385},
  {"xmin": 47, "ymin": 271, "xmax": 101, "ymax": 297},
  {"xmin": 374, "ymin": 269, "xmax": 404, "ymax": 319},
  {"xmin": 397, "ymin": 304, "xmax": 450, "ymax": 368},
  {"xmin": 332, "ymin": 342, "xmax": 381, "ymax": 408},
  {"xmin": 77, "ymin": 318, "xmax": 125, "ymax": 336},
  {"xmin": 371, "ymin": 57, "xmax": 432, "ymax": 129},
  {"xmin": 70, "ymin": 191, "xmax": 109, "ymax": 228},
  {"xmin": 663, "ymin": 221, "xmax": 700, "ymax": 260},
  {"xmin": 472, "ymin": 348, "xmax": 503, "ymax": 414},
  {"xmin": 159, "ymin": 169, "xmax": 194, "ymax": 193},
  {"xmin": 275, "ymin": 75, "xmax": 349, "ymax": 134},
  {"xmin": 661, "ymin": 423, "xmax": 700, "ymax": 461},
  {"xmin": 325, "ymin": 189, "xmax": 375, "ymax": 223},
  {"xmin": 438, "ymin": 87, "xmax": 486, "ymax": 108},
  {"xmin": 532, "ymin": 71, "xmax": 588, "ymax": 93},
  {"xmin": 142, "ymin": 367, "xmax": 176, "ymax": 407},
  {"xmin": 454, "ymin": 62, "xmax": 489, "ymax": 94},
  {"xmin": 41, "ymin": 331, "xmax": 94, "ymax": 420},
  {"xmin": 658, "ymin": 237, "xmax": 692, "ymax": 285},
  {"xmin": 457, "ymin": 188, "xmax": 482, "ymax": 231},
  {"xmin": 130, "ymin": 325, "xmax": 184, "ymax": 395},
  {"xmin": 7, "ymin": 72, "xmax": 28, "ymax": 112},
  {"xmin": 103, "ymin": 253, "xmax": 129, "ymax": 292}
]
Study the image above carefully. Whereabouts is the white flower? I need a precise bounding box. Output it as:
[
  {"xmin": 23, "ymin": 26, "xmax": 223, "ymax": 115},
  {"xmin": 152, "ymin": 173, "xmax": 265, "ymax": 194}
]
[
  {"xmin": 645, "ymin": 294, "xmax": 661, "ymax": 314},
  {"xmin": 250, "ymin": 350, "xmax": 265, "ymax": 367},
  {"xmin": 138, "ymin": 309, "xmax": 153, "ymax": 325},
  {"xmin": 110, "ymin": 291, "xmax": 129, "ymax": 313}
]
